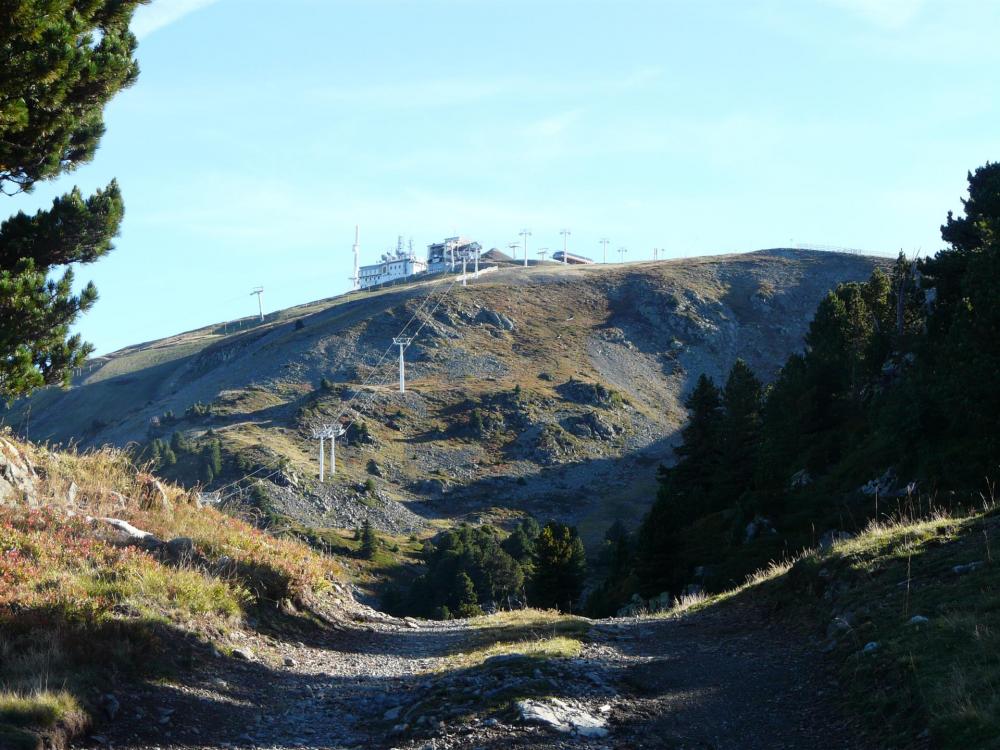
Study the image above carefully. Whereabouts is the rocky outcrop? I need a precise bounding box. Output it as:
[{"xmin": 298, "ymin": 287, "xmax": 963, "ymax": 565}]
[{"xmin": 0, "ymin": 436, "xmax": 37, "ymax": 506}]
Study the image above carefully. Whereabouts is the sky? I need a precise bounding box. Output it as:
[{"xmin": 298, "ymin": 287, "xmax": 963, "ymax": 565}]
[{"xmin": 8, "ymin": 0, "xmax": 1000, "ymax": 355}]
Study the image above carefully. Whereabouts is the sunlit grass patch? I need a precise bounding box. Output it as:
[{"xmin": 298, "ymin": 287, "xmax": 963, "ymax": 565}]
[
  {"xmin": 450, "ymin": 635, "xmax": 583, "ymax": 671},
  {"xmin": 472, "ymin": 608, "xmax": 590, "ymax": 634},
  {"xmin": 0, "ymin": 690, "xmax": 81, "ymax": 729}
]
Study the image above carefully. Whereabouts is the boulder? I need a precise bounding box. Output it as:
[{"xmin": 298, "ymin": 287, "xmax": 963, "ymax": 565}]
[
  {"xmin": 136, "ymin": 473, "xmax": 172, "ymax": 513},
  {"xmin": 516, "ymin": 697, "xmax": 608, "ymax": 738},
  {"xmin": 165, "ymin": 536, "xmax": 196, "ymax": 560},
  {"xmin": 789, "ymin": 469, "xmax": 812, "ymax": 489},
  {"xmin": 860, "ymin": 467, "xmax": 896, "ymax": 497},
  {"xmin": 0, "ymin": 436, "xmax": 38, "ymax": 506},
  {"xmin": 476, "ymin": 308, "xmax": 516, "ymax": 331},
  {"xmin": 818, "ymin": 530, "xmax": 855, "ymax": 550}
]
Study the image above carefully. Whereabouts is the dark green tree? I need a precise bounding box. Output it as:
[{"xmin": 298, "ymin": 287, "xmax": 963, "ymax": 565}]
[
  {"xmin": 360, "ymin": 519, "xmax": 377, "ymax": 559},
  {"xmin": 0, "ymin": 0, "xmax": 146, "ymax": 400},
  {"xmin": 203, "ymin": 440, "xmax": 223, "ymax": 476},
  {"xmin": 450, "ymin": 571, "xmax": 482, "ymax": 618},
  {"xmin": 717, "ymin": 359, "xmax": 763, "ymax": 507},
  {"xmin": 530, "ymin": 521, "xmax": 587, "ymax": 612}
]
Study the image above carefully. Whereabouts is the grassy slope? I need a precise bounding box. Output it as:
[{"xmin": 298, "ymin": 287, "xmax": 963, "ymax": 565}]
[
  {"xmin": 672, "ymin": 501, "xmax": 1000, "ymax": 749},
  {"xmin": 0, "ymin": 433, "xmax": 341, "ymax": 749}
]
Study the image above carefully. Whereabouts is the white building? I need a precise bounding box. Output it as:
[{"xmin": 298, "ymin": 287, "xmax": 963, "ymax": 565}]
[{"xmin": 359, "ymin": 246, "xmax": 427, "ymax": 289}]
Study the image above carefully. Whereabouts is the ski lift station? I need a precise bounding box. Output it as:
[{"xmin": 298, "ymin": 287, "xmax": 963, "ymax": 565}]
[{"xmin": 353, "ymin": 230, "xmax": 483, "ymax": 290}]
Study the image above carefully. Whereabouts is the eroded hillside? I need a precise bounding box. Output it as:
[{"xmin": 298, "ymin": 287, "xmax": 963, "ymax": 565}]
[{"xmin": 3, "ymin": 250, "xmax": 884, "ymax": 542}]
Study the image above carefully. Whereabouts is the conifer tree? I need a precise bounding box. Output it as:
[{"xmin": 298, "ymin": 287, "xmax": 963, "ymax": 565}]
[
  {"xmin": 360, "ymin": 519, "xmax": 377, "ymax": 559},
  {"xmin": 716, "ymin": 360, "xmax": 763, "ymax": 507},
  {"xmin": 1, "ymin": 1, "xmax": 146, "ymax": 400},
  {"xmin": 530, "ymin": 521, "xmax": 586, "ymax": 612}
]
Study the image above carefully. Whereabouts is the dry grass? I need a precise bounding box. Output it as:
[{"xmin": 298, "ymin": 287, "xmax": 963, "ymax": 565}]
[
  {"xmin": 472, "ymin": 608, "xmax": 589, "ymax": 632},
  {"xmin": 448, "ymin": 635, "xmax": 583, "ymax": 671},
  {"xmin": 26, "ymin": 440, "xmax": 338, "ymax": 604},
  {"xmin": 0, "ymin": 432, "xmax": 345, "ymax": 746}
]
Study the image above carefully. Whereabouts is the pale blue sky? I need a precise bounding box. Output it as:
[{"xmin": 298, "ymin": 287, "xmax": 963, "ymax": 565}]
[{"xmin": 8, "ymin": 0, "xmax": 1000, "ymax": 355}]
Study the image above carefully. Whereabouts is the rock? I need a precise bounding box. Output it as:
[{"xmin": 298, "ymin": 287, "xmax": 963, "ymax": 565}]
[
  {"xmin": 908, "ymin": 615, "xmax": 930, "ymax": 625},
  {"xmin": 0, "ymin": 436, "xmax": 38, "ymax": 505},
  {"xmin": 744, "ymin": 515, "xmax": 776, "ymax": 543},
  {"xmin": 818, "ymin": 530, "xmax": 854, "ymax": 550},
  {"xmin": 403, "ymin": 617, "xmax": 420, "ymax": 629},
  {"xmin": 826, "ymin": 615, "xmax": 854, "ymax": 639},
  {"xmin": 231, "ymin": 647, "xmax": 256, "ymax": 661},
  {"xmin": 283, "ymin": 656, "xmax": 296, "ymax": 667},
  {"xmin": 66, "ymin": 481, "xmax": 79, "ymax": 505},
  {"xmin": 136, "ymin": 473, "xmax": 172, "ymax": 512},
  {"xmin": 165, "ymin": 536, "xmax": 195, "ymax": 559},
  {"xmin": 860, "ymin": 467, "xmax": 896, "ymax": 497},
  {"xmin": 789, "ymin": 469, "xmax": 812, "ymax": 489},
  {"xmin": 862, "ymin": 641, "xmax": 880, "ymax": 654},
  {"xmin": 583, "ymin": 411, "xmax": 617, "ymax": 440},
  {"xmin": 100, "ymin": 693, "xmax": 120, "ymax": 721},
  {"xmin": 476, "ymin": 308, "xmax": 515, "ymax": 331},
  {"xmin": 516, "ymin": 698, "xmax": 609, "ymax": 737},
  {"xmin": 952, "ymin": 561, "xmax": 984, "ymax": 575},
  {"xmin": 383, "ymin": 705, "xmax": 402, "ymax": 721}
]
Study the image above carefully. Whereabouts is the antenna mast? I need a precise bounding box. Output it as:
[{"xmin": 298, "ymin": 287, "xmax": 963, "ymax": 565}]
[{"xmin": 351, "ymin": 225, "xmax": 360, "ymax": 290}]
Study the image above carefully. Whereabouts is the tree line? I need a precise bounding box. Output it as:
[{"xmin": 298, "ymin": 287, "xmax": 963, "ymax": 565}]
[
  {"xmin": 591, "ymin": 162, "xmax": 1000, "ymax": 614},
  {"xmin": 383, "ymin": 518, "xmax": 587, "ymax": 619}
]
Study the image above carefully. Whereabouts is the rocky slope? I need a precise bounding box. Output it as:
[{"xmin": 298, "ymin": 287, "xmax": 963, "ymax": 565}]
[{"xmin": 3, "ymin": 249, "xmax": 885, "ymax": 543}]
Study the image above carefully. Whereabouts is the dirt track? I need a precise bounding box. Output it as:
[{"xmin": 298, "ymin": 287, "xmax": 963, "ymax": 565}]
[{"xmin": 79, "ymin": 602, "xmax": 870, "ymax": 750}]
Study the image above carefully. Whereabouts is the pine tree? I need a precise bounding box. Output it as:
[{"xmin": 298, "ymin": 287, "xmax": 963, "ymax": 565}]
[
  {"xmin": 0, "ymin": 1, "xmax": 145, "ymax": 400},
  {"xmin": 451, "ymin": 571, "xmax": 482, "ymax": 618},
  {"xmin": 634, "ymin": 374, "xmax": 722, "ymax": 595},
  {"xmin": 529, "ymin": 522, "xmax": 587, "ymax": 612},
  {"xmin": 360, "ymin": 520, "xmax": 377, "ymax": 559},
  {"xmin": 671, "ymin": 374, "xmax": 723, "ymax": 496},
  {"xmin": 203, "ymin": 440, "xmax": 223, "ymax": 476},
  {"xmin": 716, "ymin": 360, "xmax": 763, "ymax": 507}
]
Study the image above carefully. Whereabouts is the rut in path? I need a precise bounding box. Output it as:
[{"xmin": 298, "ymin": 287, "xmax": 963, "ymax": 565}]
[{"xmin": 83, "ymin": 604, "xmax": 871, "ymax": 750}]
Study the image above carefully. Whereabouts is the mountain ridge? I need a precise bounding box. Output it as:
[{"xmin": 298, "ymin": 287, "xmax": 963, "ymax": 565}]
[{"xmin": 3, "ymin": 248, "xmax": 888, "ymax": 543}]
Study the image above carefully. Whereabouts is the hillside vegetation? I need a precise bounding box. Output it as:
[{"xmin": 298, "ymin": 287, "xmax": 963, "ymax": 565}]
[
  {"xmin": 2, "ymin": 249, "xmax": 883, "ymax": 544},
  {"xmin": 674, "ymin": 497, "xmax": 1000, "ymax": 749},
  {"xmin": 0, "ymin": 432, "xmax": 342, "ymax": 749}
]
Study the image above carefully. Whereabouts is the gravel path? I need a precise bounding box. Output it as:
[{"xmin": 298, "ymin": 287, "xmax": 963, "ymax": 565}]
[{"xmin": 79, "ymin": 602, "xmax": 871, "ymax": 750}]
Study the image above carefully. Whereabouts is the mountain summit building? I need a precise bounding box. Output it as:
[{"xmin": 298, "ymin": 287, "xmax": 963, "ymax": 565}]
[{"xmin": 357, "ymin": 234, "xmax": 481, "ymax": 289}]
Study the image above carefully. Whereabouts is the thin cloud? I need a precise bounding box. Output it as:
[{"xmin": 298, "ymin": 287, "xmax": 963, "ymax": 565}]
[{"xmin": 132, "ymin": 0, "xmax": 222, "ymax": 39}]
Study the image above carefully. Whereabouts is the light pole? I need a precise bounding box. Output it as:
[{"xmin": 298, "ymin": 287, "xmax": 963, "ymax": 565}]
[
  {"xmin": 519, "ymin": 228, "xmax": 532, "ymax": 268},
  {"xmin": 537, "ymin": 248, "xmax": 548, "ymax": 262},
  {"xmin": 560, "ymin": 229, "xmax": 571, "ymax": 264},
  {"xmin": 618, "ymin": 247, "xmax": 628, "ymax": 263},
  {"xmin": 600, "ymin": 237, "xmax": 610, "ymax": 264}
]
